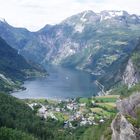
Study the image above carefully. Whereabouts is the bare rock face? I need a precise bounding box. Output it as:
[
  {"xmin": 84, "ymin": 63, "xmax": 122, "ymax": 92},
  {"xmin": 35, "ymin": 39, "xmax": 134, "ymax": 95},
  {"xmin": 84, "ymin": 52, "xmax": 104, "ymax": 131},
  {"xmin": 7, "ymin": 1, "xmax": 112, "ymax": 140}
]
[
  {"xmin": 111, "ymin": 113, "xmax": 138, "ymax": 140},
  {"xmin": 123, "ymin": 59, "xmax": 140, "ymax": 88},
  {"xmin": 111, "ymin": 93, "xmax": 140, "ymax": 140},
  {"xmin": 117, "ymin": 92, "xmax": 140, "ymax": 117}
]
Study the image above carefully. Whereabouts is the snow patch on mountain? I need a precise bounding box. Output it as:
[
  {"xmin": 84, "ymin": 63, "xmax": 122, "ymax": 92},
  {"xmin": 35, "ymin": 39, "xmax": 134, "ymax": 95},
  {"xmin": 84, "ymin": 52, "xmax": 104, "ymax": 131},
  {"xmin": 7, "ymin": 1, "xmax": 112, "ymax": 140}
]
[
  {"xmin": 74, "ymin": 24, "xmax": 84, "ymax": 33},
  {"xmin": 0, "ymin": 18, "xmax": 6, "ymax": 23},
  {"xmin": 108, "ymin": 11, "xmax": 123, "ymax": 17},
  {"xmin": 104, "ymin": 16, "xmax": 112, "ymax": 20},
  {"xmin": 80, "ymin": 11, "xmax": 88, "ymax": 22},
  {"xmin": 100, "ymin": 10, "xmax": 126, "ymax": 21}
]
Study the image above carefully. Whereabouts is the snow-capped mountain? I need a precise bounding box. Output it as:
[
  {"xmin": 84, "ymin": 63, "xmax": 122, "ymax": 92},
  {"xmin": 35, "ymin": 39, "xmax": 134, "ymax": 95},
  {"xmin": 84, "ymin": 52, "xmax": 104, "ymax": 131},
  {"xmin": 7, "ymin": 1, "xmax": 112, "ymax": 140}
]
[
  {"xmin": 0, "ymin": 10, "xmax": 140, "ymax": 88},
  {"xmin": 63, "ymin": 10, "xmax": 140, "ymax": 26},
  {"xmin": 0, "ymin": 18, "xmax": 6, "ymax": 23}
]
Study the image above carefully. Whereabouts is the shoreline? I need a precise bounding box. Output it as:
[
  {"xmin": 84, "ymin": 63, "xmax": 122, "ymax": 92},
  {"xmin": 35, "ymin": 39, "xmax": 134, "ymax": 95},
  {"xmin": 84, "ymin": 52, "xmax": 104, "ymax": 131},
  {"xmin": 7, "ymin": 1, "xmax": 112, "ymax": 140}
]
[{"xmin": 20, "ymin": 94, "xmax": 120, "ymax": 103}]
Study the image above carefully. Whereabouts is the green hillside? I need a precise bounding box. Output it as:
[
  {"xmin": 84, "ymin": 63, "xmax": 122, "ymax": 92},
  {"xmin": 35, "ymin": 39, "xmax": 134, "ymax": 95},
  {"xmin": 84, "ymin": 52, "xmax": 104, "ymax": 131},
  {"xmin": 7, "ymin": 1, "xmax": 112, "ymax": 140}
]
[{"xmin": 0, "ymin": 37, "xmax": 46, "ymax": 92}]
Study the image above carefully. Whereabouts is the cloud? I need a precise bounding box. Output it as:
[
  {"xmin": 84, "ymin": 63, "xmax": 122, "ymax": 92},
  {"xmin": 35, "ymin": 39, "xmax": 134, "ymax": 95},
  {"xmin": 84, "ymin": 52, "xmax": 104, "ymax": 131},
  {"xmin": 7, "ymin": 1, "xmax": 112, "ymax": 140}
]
[{"xmin": 0, "ymin": 0, "xmax": 139, "ymax": 31}]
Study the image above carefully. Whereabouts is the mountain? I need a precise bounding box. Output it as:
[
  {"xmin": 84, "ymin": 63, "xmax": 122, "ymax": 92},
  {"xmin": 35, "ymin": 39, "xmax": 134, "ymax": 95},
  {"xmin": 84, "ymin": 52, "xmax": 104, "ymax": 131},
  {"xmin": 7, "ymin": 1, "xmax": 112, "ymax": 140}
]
[
  {"xmin": 0, "ymin": 37, "xmax": 46, "ymax": 92},
  {"xmin": 0, "ymin": 20, "xmax": 48, "ymax": 63},
  {"xmin": 104, "ymin": 40, "xmax": 140, "ymax": 140},
  {"xmin": 122, "ymin": 40, "xmax": 140, "ymax": 88},
  {"xmin": 99, "ymin": 39, "xmax": 140, "ymax": 91},
  {"xmin": 111, "ymin": 92, "xmax": 140, "ymax": 140},
  {"xmin": 0, "ymin": 10, "xmax": 140, "ymax": 89},
  {"xmin": 1, "ymin": 10, "xmax": 140, "ymax": 140},
  {"xmin": 37, "ymin": 10, "xmax": 140, "ymax": 69}
]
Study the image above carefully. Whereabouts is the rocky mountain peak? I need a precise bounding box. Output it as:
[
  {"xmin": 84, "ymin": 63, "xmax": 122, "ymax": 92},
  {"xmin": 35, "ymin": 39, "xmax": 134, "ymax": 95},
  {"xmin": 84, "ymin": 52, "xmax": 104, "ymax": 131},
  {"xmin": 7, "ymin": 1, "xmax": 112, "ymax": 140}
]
[
  {"xmin": 100, "ymin": 10, "xmax": 128, "ymax": 17},
  {"xmin": 61, "ymin": 10, "xmax": 99, "ymax": 32},
  {"xmin": 99, "ymin": 10, "xmax": 128, "ymax": 21},
  {"xmin": 0, "ymin": 18, "xmax": 7, "ymax": 24},
  {"xmin": 61, "ymin": 10, "xmax": 140, "ymax": 29},
  {"xmin": 62, "ymin": 10, "xmax": 98, "ymax": 26}
]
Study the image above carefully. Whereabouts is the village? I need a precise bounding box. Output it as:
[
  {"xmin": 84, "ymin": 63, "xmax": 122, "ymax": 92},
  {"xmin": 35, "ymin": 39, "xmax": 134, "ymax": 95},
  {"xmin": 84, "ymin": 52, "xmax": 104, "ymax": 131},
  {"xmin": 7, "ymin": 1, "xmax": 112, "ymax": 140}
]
[{"xmin": 25, "ymin": 95, "xmax": 119, "ymax": 129}]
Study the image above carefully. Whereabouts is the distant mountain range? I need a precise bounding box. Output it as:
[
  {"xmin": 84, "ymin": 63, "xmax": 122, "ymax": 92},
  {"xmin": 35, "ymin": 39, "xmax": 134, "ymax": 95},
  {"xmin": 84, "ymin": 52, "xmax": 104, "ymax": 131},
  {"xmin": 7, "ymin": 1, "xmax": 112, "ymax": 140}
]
[
  {"xmin": 1, "ymin": 10, "xmax": 140, "ymax": 140},
  {"xmin": 0, "ymin": 10, "xmax": 140, "ymax": 89}
]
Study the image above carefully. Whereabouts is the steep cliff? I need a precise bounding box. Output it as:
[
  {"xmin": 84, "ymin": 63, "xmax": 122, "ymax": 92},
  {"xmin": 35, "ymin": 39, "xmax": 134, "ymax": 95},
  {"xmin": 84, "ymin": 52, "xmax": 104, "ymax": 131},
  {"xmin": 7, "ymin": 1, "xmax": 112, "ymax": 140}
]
[
  {"xmin": 111, "ymin": 113, "xmax": 139, "ymax": 140},
  {"xmin": 123, "ymin": 59, "xmax": 140, "ymax": 88},
  {"xmin": 111, "ymin": 92, "xmax": 140, "ymax": 140},
  {"xmin": 99, "ymin": 40, "xmax": 140, "ymax": 90},
  {"xmin": 122, "ymin": 41, "xmax": 140, "ymax": 88}
]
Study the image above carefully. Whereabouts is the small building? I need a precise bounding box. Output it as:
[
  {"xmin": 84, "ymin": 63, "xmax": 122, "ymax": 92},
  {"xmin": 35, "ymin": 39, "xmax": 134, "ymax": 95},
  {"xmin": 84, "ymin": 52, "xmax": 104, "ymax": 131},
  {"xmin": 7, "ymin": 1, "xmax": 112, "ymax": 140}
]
[
  {"xmin": 80, "ymin": 120, "xmax": 88, "ymax": 126},
  {"xmin": 55, "ymin": 108, "xmax": 60, "ymax": 112},
  {"xmin": 99, "ymin": 119, "xmax": 105, "ymax": 123},
  {"xmin": 80, "ymin": 103, "xmax": 86, "ymax": 107}
]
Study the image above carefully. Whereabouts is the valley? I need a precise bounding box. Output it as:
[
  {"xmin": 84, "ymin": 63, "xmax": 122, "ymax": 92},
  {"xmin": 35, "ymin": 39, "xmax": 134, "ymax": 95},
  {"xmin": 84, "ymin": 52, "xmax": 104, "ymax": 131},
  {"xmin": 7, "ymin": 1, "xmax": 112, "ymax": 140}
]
[
  {"xmin": 1, "ymin": 10, "xmax": 140, "ymax": 89},
  {"xmin": 0, "ymin": 9, "xmax": 140, "ymax": 140},
  {"xmin": 12, "ymin": 65, "xmax": 99, "ymax": 99}
]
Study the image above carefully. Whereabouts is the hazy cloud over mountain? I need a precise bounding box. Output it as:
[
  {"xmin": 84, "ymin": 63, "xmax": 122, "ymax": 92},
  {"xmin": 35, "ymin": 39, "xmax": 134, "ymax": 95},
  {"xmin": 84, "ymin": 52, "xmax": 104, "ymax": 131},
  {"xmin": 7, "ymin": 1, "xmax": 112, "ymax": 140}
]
[{"xmin": 0, "ymin": 0, "xmax": 139, "ymax": 31}]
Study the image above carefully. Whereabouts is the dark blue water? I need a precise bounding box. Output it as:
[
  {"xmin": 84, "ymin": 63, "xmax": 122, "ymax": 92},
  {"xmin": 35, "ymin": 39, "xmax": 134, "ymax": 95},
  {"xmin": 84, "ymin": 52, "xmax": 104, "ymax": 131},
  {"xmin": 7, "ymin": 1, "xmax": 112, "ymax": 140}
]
[{"xmin": 12, "ymin": 65, "xmax": 99, "ymax": 99}]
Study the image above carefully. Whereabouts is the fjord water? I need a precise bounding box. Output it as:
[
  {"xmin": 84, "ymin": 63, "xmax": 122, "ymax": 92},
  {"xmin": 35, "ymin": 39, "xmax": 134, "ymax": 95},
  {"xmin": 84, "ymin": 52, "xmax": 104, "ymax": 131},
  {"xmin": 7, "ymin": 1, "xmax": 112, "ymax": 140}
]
[{"xmin": 12, "ymin": 65, "xmax": 99, "ymax": 99}]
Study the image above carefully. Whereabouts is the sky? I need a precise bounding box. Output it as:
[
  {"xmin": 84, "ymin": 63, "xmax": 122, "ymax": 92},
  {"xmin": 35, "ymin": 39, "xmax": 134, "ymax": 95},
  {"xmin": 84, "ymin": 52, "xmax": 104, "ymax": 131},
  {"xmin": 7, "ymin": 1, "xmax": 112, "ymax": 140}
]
[{"xmin": 0, "ymin": 0, "xmax": 140, "ymax": 31}]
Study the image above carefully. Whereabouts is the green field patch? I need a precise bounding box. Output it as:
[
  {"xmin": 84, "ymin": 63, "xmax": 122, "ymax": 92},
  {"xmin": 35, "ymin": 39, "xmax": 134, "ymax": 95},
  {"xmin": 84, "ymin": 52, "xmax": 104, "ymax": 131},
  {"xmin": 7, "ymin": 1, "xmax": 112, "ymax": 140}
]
[
  {"xmin": 94, "ymin": 95, "xmax": 118, "ymax": 103},
  {"xmin": 24, "ymin": 98, "xmax": 59, "ymax": 105},
  {"xmin": 63, "ymin": 114, "xmax": 69, "ymax": 121},
  {"xmin": 23, "ymin": 98, "xmax": 47, "ymax": 104},
  {"xmin": 79, "ymin": 97, "xmax": 90, "ymax": 103},
  {"xmin": 54, "ymin": 112, "xmax": 65, "ymax": 121},
  {"xmin": 90, "ymin": 107, "xmax": 111, "ymax": 117},
  {"xmin": 91, "ymin": 107, "xmax": 104, "ymax": 113},
  {"xmin": 96, "ymin": 103, "xmax": 116, "ymax": 110}
]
